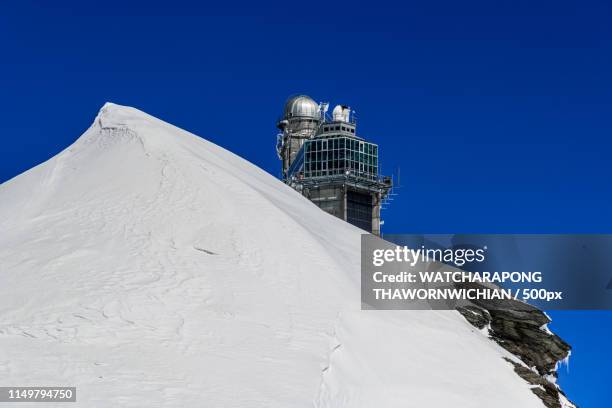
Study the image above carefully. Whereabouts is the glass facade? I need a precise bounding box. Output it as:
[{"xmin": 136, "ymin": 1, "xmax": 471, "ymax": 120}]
[
  {"xmin": 303, "ymin": 136, "xmax": 378, "ymax": 180},
  {"xmin": 347, "ymin": 190, "xmax": 373, "ymax": 232}
]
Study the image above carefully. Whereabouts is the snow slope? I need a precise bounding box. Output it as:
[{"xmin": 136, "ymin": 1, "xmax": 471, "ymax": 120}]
[{"xmin": 0, "ymin": 103, "xmax": 546, "ymax": 407}]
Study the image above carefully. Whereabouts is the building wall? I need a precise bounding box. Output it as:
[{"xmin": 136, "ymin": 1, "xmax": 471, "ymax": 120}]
[
  {"xmin": 347, "ymin": 190, "xmax": 373, "ymax": 232},
  {"xmin": 303, "ymin": 185, "xmax": 381, "ymax": 235},
  {"xmin": 282, "ymin": 118, "xmax": 319, "ymax": 176},
  {"xmin": 303, "ymin": 185, "xmax": 345, "ymax": 220}
]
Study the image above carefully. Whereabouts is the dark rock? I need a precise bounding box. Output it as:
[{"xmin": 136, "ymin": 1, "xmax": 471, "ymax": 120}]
[
  {"xmin": 456, "ymin": 292, "xmax": 574, "ymax": 408},
  {"xmin": 503, "ymin": 357, "xmax": 566, "ymax": 408},
  {"xmin": 456, "ymin": 305, "xmax": 491, "ymax": 329},
  {"xmin": 487, "ymin": 308, "xmax": 571, "ymax": 376}
]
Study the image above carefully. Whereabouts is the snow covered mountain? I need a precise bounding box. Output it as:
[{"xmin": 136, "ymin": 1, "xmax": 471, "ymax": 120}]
[{"xmin": 0, "ymin": 103, "xmax": 570, "ymax": 407}]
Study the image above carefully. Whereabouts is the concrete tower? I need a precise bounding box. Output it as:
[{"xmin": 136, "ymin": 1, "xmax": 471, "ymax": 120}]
[
  {"xmin": 276, "ymin": 95, "xmax": 321, "ymax": 177},
  {"xmin": 276, "ymin": 95, "xmax": 392, "ymax": 235}
]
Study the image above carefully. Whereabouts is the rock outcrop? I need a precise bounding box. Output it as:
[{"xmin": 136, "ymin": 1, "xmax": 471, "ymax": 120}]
[{"xmin": 457, "ymin": 284, "xmax": 574, "ymax": 408}]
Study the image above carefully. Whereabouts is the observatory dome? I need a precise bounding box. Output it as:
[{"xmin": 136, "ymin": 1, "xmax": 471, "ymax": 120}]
[{"xmin": 284, "ymin": 95, "xmax": 320, "ymax": 119}]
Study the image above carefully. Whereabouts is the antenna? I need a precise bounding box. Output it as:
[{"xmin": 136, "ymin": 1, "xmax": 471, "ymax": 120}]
[{"xmin": 320, "ymin": 102, "xmax": 329, "ymax": 122}]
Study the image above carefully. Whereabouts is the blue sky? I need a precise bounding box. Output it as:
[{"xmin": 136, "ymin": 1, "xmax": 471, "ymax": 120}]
[{"xmin": 1, "ymin": 1, "xmax": 611, "ymax": 406}]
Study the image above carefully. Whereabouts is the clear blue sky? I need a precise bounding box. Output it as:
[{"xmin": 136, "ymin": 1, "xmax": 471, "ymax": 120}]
[{"xmin": 1, "ymin": 1, "xmax": 611, "ymax": 406}]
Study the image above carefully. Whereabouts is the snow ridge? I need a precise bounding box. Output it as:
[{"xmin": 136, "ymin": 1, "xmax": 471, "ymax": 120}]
[{"xmin": 0, "ymin": 103, "xmax": 550, "ymax": 407}]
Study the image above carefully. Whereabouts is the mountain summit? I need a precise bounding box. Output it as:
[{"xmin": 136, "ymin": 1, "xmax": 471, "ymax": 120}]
[{"xmin": 0, "ymin": 104, "xmax": 570, "ymax": 407}]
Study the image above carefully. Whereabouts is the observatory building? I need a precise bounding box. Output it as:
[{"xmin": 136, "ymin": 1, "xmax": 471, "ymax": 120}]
[{"xmin": 276, "ymin": 95, "xmax": 392, "ymax": 235}]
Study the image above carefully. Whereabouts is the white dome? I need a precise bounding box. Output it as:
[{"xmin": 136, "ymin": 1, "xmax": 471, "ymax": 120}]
[
  {"xmin": 332, "ymin": 105, "xmax": 350, "ymax": 122},
  {"xmin": 284, "ymin": 95, "xmax": 320, "ymax": 119}
]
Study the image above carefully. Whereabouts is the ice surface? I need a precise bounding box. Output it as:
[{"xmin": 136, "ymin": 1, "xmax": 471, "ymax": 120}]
[{"xmin": 0, "ymin": 103, "xmax": 546, "ymax": 407}]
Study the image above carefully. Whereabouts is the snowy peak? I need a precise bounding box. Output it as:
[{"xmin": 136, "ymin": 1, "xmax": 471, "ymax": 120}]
[
  {"xmin": 96, "ymin": 102, "xmax": 151, "ymax": 130},
  {"xmin": 85, "ymin": 103, "xmax": 155, "ymax": 152},
  {"xmin": 85, "ymin": 102, "xmax": 195, "ymax": 158},
  {"xmin": 0, "ymin": 104, "xmax": 569, "ymax": 407}
]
